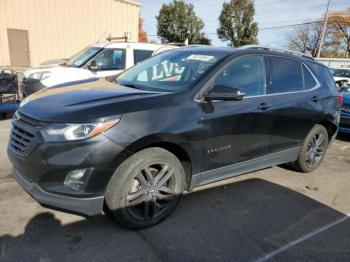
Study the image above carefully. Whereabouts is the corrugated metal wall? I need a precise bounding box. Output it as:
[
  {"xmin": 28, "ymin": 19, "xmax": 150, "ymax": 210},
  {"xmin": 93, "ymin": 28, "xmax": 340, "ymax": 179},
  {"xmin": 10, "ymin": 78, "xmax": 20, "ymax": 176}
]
[{"xmin": 0, "ymin": 0, "xmax": 140, "ymax": 67}]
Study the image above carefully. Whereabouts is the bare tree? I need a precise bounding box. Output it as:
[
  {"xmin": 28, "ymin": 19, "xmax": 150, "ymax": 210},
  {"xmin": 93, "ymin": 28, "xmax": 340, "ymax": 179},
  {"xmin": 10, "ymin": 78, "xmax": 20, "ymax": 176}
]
[
  {"xmin": 328, "ymin": 9, "xmax": 350, "ymax": 57},
  {"xmin": 287, "ymin": 22, "xmax": 323, "ymax": 57}
]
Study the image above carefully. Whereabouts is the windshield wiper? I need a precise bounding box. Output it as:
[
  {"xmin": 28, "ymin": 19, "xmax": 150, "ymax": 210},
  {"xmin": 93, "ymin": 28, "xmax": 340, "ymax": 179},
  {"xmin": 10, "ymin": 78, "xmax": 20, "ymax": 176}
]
[{"xmin": 121, "ymin": 82, "xmax": 143, "ymax": 90}]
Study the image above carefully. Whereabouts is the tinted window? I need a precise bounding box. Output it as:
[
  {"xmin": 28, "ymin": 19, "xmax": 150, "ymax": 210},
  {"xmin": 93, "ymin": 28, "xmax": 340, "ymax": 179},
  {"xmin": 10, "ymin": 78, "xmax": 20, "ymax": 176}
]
[
  {"xmin": 134, "ymin": 50, "xmax": 153, "ymax": 64},
  {"xmin": 93, "ymin": 49, "xmax": 126, "ymax": 70},
  {"xmin": 303, "ymin": 65, "xmax": 317, "ymax": 89},
  {"xmin": 214, "ymin": 55, "xmax": 266, "ymax": 96},
  {"xmin": 322, "ymin": 67, "xmax": 336, "ymax": 89},
  {"xmin": 269, "ymin": 57, "xmax": 303, "ymax": 93},
  {"xmin": 305, "ymin": 61, "xmax": 335, "ymax": 89},
  {"xmin": 118, "ymin": 51, "xmax": 227, "ymax": 92}
]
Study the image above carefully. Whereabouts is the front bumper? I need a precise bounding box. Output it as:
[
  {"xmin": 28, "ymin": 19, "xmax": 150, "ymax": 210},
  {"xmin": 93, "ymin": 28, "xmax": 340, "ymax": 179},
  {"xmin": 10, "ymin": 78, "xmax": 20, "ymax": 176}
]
[
  {"xmin": 12, "ymin": 168, "xmax": 104, "ymax": 215},
  {"xmin": 7, "ymin": 113, "xmax": 127, "ymax": 216}
]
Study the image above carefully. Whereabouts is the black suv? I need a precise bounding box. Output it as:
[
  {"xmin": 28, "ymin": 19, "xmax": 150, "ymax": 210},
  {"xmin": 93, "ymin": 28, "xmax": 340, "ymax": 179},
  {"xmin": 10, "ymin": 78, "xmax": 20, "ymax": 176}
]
[{"xmin": 8, "ymin": 46, "xmax": 340, "ymax": 229}]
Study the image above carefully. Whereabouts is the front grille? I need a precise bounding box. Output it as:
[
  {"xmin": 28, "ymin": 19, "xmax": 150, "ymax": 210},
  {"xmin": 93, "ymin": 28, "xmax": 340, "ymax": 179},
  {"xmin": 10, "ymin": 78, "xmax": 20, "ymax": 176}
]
[
  {"xmin": 9, "ymin": 113, "xmax": 42, "ymax": 156},
  {"xmin": 10, "ymin": 125, "xmax": 35, "ymax": 154}
]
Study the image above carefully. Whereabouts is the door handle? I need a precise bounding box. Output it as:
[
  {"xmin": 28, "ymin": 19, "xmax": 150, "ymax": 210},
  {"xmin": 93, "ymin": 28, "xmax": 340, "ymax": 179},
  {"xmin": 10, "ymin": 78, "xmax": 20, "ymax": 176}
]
[
  {"xmin": 257, "ymin": 103, "xmax": 272, "ymax": 110},
  {"xmin": 311, "ymin": 96, "xmax": 320, "ymax": 102}
]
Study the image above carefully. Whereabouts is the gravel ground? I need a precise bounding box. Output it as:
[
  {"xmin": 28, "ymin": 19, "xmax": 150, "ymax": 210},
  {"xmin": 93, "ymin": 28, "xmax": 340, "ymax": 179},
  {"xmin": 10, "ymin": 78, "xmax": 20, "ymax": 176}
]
[{"xmin": 0, "ymin": 118, "xmax": 349, "ymax": 262}]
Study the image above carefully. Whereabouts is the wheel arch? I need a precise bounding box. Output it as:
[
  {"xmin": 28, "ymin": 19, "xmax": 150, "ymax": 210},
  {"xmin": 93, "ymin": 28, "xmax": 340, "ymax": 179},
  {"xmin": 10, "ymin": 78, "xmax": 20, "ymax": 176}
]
[
  {"xmin": 113, "ymin": 134, "xmax": 195, "ymax": 190},
  {"xmin": 318, "ymin": 120, "xmax": 338, "ymax": 141}
]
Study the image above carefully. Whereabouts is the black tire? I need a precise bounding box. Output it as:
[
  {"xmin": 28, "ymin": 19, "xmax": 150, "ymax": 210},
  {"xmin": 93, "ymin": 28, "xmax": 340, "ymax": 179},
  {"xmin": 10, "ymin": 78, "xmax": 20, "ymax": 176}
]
[
  {"xmin": 0, "ymin": 113, "xmax": 6, "ymax": 119},
  {"xmin": 293, "ymin": 124, "xmax": 329, "ymax": 173},
  {"xmin": 105, "ymin": 147, "xmax": 186, "ymax": 229}
]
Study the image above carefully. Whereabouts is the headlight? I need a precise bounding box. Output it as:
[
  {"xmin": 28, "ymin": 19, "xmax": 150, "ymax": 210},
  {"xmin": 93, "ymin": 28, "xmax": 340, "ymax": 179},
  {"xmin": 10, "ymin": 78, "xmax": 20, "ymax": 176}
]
[
  {"xmin": 29, "ymin": 71, "xmax": 51, "ymax": 80},
  {"xmin": 41, "ymin": 117, "xmax": 120, "ymax": 142}
]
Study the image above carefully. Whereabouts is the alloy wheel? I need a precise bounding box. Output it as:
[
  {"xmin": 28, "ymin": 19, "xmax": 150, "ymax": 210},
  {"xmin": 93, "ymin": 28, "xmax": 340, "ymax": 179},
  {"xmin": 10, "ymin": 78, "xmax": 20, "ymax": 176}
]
[
  {"xmin": 305, "ymin": 133, "xmax": 326, "ymax": 167},
  {"xmin": 126, "ymin": 163, "xmax": 178, "ymax": 221}
]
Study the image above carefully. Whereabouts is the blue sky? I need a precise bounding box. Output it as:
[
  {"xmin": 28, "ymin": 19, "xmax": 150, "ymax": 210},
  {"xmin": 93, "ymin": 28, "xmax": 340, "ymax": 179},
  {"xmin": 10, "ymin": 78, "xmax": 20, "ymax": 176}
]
[{"xmin": 138, "ymin": 0, "xmax": 349, "ymax": 47}]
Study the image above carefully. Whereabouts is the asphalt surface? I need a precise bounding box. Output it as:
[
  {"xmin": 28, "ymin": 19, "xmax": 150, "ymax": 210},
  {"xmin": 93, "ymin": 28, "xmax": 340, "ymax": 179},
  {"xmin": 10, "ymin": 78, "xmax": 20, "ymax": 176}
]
[{"xmin": 0, "ymin": 118, "xmax": 350, "ymax": 262}]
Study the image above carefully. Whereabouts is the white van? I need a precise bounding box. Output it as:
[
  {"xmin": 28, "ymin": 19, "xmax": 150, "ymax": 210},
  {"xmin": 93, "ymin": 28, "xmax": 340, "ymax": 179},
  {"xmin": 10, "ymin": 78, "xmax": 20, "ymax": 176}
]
[{"xmin": 21, "ymin": 42, "xmax": 177, "ymax": 97}]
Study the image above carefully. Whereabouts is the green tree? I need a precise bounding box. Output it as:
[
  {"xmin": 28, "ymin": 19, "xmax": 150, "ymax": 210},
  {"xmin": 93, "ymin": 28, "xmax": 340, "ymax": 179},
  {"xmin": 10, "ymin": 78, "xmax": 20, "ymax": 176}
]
[
  {"xmin": 156, "ymin": 0, "xmax": 208, "ymax": 44},
  {"xmin": 217, "ymin": 0, "xmax": 258, "ymax": 47}
]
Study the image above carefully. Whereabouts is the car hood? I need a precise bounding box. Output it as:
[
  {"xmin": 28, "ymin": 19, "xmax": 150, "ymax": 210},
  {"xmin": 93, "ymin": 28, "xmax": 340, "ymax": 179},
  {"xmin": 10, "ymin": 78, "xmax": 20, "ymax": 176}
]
[
  {"xmin": 19, "ymin": 78, "xmax": 167, "ymax": 123},
  {"xmin": 23, "ymin": 66, "xmax": 63, "ymax": 77},
  {"xmin": 23, "ymin": 66, "xmax": 97, "ymax": 87}
]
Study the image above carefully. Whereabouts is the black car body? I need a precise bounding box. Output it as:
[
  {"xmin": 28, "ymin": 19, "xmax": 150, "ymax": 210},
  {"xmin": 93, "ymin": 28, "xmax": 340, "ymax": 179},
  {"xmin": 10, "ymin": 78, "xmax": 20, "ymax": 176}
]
[
  {"xmin": 8, "ymin": 46, "xmax": 341, "ymax": 228},
  {"xmin": 339, "ymin": 92, "xmax": 350, "ymax": 133}
]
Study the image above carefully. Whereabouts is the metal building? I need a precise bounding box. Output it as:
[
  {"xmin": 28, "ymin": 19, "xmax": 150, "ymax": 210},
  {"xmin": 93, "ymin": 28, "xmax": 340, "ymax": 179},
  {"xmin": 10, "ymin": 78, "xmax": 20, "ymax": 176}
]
[{"xmin": 0, "ymin": 0, "xmax": 141, "ymax": 67}]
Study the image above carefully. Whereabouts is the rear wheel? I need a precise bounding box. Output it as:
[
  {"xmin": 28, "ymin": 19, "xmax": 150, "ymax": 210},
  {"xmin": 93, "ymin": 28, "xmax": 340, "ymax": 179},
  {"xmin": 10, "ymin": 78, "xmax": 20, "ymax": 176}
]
[
  {"xmin": 294, "ymin": 124, "xmax": 328, "ymax": 173},
  {"xmin": 105, "ymin": 147, "xmax": 186, "ymax": 229}
]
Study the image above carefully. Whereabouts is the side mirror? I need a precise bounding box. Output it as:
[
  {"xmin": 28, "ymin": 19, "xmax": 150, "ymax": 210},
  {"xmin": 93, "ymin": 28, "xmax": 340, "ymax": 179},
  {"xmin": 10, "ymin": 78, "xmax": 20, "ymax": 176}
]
[
  {"xmin": 88, "ymin": 60, "xmax": 99, "ymax": 72},
  {"xmin": 203, "ymin": 85, "xmax": 245, "ymax": 101}
]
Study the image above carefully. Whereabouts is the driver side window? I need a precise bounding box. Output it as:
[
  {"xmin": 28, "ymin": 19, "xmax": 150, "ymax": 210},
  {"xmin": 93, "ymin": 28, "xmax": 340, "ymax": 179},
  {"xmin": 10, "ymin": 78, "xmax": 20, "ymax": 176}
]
[
  {"xmin": 214, "ymin": 55, "xmax": 266, "ymax": 97},
  {"xmin": 93, "ymin": 49, "xmax": 126, "ymax": 70}
]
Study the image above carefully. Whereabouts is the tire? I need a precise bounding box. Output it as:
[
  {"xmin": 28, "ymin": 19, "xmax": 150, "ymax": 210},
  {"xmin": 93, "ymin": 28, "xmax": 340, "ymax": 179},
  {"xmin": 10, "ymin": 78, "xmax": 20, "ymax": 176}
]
[
  {"xmin": 105, "ymin": 147, "xmax": 186, "ymax": 229},
  {"xmin": 293, "ymin": 124, "xmax": 329, "ymax": 173}
]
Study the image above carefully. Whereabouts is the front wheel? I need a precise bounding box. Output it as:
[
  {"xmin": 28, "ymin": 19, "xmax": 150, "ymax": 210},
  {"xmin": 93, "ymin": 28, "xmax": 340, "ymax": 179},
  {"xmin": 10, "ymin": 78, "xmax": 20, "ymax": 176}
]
[
  {"xmin": 293, "ymin": 124, "xmax": 329, "ymax": 173},
  {"xmin": 105, "ymin": 147, "xmax": 186, "ymax": 229}
]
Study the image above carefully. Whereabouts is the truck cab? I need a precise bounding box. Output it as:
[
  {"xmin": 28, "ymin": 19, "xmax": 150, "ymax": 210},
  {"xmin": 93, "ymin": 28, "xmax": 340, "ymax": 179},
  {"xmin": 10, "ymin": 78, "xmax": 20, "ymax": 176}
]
[{"xmin": 21, "ymin": 42, "xmax": 177, "ymax": 97}]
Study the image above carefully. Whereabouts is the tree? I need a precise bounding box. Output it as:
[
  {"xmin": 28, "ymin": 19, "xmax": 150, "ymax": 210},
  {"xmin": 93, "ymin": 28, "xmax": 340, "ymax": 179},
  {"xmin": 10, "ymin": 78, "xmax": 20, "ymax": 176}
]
[
  {"xmin": 156, "ymin": 0, "xmax": 207, "ymax": 44},
  {"xmin": 138, "ymin": 17, "xmax": 148, "ymax": 43},
  {"xmin": 328, "ymin": 9, "xmax": 350, "ymax": 57},
  {"xmin": 287, "ymin": 22, "xmax": 323, "ymax": 57},
  {"xmin": 217, "ymin": 0, "xmax": 258, "ymax": 47}
]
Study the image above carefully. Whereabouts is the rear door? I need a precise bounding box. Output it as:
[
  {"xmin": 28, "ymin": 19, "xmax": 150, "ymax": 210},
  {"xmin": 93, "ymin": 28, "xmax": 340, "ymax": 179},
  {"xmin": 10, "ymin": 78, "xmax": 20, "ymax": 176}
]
[
  {"xmin": 267, "ymin": 56, "xmax": 321, "ymax": 153},
  {"xmin": 200, "ymin": 55, "xmax": 274, "ymax": 174}
]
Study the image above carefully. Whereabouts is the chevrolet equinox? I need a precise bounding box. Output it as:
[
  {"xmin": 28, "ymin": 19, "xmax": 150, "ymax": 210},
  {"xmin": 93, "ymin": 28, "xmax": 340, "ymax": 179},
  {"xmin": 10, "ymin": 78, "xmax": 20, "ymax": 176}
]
[{"xmin": 8, "ymin": 46, "xmax": 341, "ymax": 229}]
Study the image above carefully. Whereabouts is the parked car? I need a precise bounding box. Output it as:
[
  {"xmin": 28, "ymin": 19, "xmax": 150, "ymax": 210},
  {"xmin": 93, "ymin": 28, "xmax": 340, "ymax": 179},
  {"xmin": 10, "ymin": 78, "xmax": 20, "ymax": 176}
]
[
  {"xmin": 339, "ymin": 91, "xmax": 350, "ymax": 134},
  {"xmin": 21, "ymin": 42, "xmax": 177, "ymax": 97},
  {"xmin": 330, "ymin": 67, "xmax": 350, "ymax": 91},
  {"xmin": 8, "ymin": 46, "xmax": 341, "ymax": 229}
]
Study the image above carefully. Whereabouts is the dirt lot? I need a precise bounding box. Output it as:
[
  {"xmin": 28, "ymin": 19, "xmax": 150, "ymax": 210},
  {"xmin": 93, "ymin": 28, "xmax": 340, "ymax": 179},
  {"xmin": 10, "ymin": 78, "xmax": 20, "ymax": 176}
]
[{"xmin": 0, "ymin": 118, "xmax": 349, "ymax": 262}]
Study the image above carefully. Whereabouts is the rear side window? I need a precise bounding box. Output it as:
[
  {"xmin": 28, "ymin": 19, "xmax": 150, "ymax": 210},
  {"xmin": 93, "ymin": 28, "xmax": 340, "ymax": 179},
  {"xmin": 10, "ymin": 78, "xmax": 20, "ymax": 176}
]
[
  {"xmin": 303, "ymin": 65, "xmax": 317, "ymax": 90},
  {"xmin": 269, "ymin": 57, "xmax": 303, "ymax": 94},
  {"xmin": 305, "ymin": 61, "xmax": 335, "ymax": 89},
  {"xmin": 134, "ymin": 50, "xmax": 153, "ymax": 65}
]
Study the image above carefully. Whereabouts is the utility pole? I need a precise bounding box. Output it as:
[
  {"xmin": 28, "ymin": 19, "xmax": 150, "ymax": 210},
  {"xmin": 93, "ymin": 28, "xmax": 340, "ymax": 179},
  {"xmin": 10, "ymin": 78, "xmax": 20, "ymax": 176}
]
[{"xmin": 317, "ymin": 0, "xmax": 331, "ymax": 58}]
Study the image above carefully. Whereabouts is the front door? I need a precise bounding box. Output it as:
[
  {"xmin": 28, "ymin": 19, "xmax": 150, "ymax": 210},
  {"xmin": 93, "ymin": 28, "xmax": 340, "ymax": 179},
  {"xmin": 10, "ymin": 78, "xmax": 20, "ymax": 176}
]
[
  {"xmin": 91, "ymin": 48, "xmax": 127, "ymax": 77},
  {"xmin": 200, "ymin": 55, "xmax": 274, "ymax": 177},
  {"xmin": 7, "ymin": 28, "xmax": 31, "ymax": 67}
]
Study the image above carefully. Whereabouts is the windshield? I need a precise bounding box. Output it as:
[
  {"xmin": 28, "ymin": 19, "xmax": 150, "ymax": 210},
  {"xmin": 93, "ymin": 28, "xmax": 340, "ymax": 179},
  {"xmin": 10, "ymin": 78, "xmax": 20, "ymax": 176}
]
[
  {"xmin": 117, "ymin": 50, "xmax": 228, "ymax": 92},
  {"xmin": 66, "ymin": 47, "xmax": 102, "ymax": 67},
  {"xmin": 331, "ymin": 69, "xmax": 350, "ymax": 78}
]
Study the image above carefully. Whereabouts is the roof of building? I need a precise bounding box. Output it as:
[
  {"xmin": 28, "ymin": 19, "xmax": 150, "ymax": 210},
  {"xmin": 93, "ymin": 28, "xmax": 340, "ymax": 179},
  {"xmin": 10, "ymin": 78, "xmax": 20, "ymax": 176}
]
[{"xmin": 117, "ymin": 0, "xmax": 142, "ymax": 7}]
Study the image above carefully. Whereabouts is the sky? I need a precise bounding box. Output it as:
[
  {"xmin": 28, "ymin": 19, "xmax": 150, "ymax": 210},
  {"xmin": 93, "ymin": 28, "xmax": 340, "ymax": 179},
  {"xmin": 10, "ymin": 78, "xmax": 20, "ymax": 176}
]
[{"xmin": 138, "ymin": 0, "xmax": 349, "ymax": 47}]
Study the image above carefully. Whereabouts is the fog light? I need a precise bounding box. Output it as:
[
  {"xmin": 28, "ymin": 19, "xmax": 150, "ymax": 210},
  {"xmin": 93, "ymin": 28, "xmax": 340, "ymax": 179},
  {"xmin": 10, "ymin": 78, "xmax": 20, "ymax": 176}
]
[{"xmin": 64, "ymin": 168, "xmax": 94, "ymax": 191}]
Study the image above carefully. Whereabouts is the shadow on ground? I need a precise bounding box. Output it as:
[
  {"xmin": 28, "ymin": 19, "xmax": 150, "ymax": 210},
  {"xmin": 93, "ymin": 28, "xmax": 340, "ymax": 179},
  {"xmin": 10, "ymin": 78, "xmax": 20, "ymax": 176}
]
[
  {"xmin": 0, "ymin": 112, "xmax": 14, "ymax": 121},
  {"xmin": 1, "ymin": 178, "xmax": 349, "ymax": 262},
  {"xmin": 337, "ymin": 132, "xmax": 350, "ymax": 142}
]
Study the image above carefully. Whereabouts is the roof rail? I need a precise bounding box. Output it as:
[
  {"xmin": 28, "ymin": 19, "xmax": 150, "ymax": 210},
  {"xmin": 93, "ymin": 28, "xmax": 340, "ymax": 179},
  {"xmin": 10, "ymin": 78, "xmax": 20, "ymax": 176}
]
[
  {"xmin": 166, "ymin": 42, "xmax": 187, "ymax": 47},
  {"xmin": 238, "ymin": 45, "xmax": 315, "ymax": 60},
  {"xmin": 106, "ymin": 33, "xmax": 129, "ymax": 42}
]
